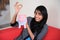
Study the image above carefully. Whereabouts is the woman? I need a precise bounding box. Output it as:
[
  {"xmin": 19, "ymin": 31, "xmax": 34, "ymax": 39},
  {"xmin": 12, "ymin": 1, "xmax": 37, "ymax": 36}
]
[{"xmin": 10, "ymin": 2, "xmax": 48, "ymax": 40}]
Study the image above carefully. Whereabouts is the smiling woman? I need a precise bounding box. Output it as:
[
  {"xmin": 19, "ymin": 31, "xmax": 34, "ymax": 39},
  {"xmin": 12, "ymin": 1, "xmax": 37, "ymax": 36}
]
[{"xmin": 10, "ymin": 2, "xmax": 48, "ymax": 40}]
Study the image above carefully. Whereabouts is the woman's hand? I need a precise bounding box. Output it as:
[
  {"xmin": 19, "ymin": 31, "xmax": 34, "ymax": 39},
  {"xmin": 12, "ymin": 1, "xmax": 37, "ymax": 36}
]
[
  {"xmin": 10, "ymin": 2, "xmax": 23, "ymax": 24},
  {"xmin": 14, "ymin": 2, "xmax": 23, "ymax": 13},
  {"xmin": 26, "ymin": 23, "xmax": 29, "ymax": 28}
]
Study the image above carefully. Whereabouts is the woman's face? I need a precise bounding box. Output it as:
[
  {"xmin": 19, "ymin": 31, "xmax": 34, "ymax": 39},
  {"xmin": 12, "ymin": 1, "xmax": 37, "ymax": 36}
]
[{"xmin": 34, "ymin": 10, "xmax": 43, "ymax": 22}]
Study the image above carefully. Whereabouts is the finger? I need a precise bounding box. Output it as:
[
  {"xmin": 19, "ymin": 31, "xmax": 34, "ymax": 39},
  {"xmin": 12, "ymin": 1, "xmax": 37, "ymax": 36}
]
[
  {"xmin": 14, "ymin": 2, "xmax": 19, "ymax": 6},
  {"xmin": 17, "ymin": 4, "xmax": 23, "ymax": 7}
]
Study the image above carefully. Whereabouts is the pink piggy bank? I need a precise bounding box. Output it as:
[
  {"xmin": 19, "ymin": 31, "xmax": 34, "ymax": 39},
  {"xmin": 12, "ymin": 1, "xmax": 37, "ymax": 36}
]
[{"xmin": 17, "ymin": 14, "xmax": 27, "ymax": 28}]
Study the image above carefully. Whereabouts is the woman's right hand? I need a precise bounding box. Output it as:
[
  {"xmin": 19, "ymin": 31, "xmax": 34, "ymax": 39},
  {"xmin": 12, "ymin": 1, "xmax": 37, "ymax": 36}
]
[
  {"xmin": 14, "ymin": 2, "xmax": 23, "ymax": 13},
  {"xmin": 10, "ymin": 2, "xmax": 23, "ymax": 24}
]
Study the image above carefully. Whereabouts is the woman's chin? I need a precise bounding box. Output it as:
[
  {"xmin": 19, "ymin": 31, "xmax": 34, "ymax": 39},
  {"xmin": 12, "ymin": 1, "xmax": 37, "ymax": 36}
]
[{"xmin": 35, "ymin": 20, "xmax": 40, "ymax": 22}]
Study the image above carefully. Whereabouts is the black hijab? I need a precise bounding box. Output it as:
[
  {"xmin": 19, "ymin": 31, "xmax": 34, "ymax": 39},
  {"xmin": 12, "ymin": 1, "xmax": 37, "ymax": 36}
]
[{"xmin": 30, "ymin": 5, "xmax": 48, "ymax": 40}]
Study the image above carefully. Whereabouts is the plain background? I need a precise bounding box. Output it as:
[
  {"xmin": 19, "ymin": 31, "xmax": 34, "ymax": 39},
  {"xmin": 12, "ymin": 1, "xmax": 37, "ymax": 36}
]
[
  {"xmin": 0, "ymin": 0, "xmax": 60, "ymax": 29},
  {"xmin": 10, "ymin": 0, "xmax": 60, "ymax": 29},
  {"xmin": 0, "ymin": 5, "xmax": 10, "ymax": 25}
]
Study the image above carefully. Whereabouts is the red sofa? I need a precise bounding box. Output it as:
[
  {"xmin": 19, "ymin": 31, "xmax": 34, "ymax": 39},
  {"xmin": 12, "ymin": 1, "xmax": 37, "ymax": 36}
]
[
  {"xmin": 43, "ymin": 26, "xmax": 60, "ymax": 40},
  {"xmin": 0, "ymin": 26, "xmax": 60, "ymax": 40}
]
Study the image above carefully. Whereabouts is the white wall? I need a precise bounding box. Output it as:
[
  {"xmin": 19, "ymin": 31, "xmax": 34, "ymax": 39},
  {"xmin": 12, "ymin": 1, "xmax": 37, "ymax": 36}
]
[
  {"xmin": 10, "ymin": 0, "xmax": 60, "ymax": 29},
  {"xmin": 0, "ymin": 5, "xmax": 10, "ymax": 25}
]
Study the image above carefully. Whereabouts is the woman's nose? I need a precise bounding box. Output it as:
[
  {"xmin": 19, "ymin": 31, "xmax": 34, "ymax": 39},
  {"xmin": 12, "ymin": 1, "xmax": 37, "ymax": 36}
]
[{"xmin": 35, "ymin": 14, "xmax": 39, "ymax": 17}]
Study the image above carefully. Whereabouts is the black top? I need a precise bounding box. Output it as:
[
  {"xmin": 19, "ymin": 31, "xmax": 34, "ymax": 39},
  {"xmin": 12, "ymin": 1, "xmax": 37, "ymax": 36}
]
[{"xmin": 10, "ymin": 17, "xmax": 48, "ymax": 40}]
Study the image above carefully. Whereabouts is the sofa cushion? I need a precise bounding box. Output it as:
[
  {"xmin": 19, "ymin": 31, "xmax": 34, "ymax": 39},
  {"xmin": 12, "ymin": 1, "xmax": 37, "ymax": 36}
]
[{"xmin": 43, "ymin": 26, "xmax": 60, "ymax": 40}]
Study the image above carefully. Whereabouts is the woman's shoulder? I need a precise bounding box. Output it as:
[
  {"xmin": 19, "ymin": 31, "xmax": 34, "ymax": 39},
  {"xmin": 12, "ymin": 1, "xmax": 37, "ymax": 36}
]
[
  {"xmin": 27, "ymin": 16, "xmax": 33, "ymax": 27},
  {"xmin": 37, "ymin": 24, "xmax": 48, "ymax": 40},
  {"xmin": 27, "ymin": 16, "xmax": 33, "ymax": 19}
]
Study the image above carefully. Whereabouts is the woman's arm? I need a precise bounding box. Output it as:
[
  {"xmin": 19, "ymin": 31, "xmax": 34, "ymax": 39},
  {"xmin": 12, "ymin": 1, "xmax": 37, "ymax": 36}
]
[
  {"xmin": 10, "ymin": 13, "xmax": 18, "ymax": 24},
  {"xmin": 10, "ymin": 2, "xmax": 23, "ymax": 24},
  {"xmin": 26, "ymin": 23, "xmax": 34, "ymax": 40}
]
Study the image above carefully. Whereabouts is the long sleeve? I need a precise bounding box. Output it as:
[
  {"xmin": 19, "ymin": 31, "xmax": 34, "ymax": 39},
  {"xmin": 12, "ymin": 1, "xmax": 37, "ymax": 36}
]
[
  {"xmin": 36, "ymin": 24, "xmax": 48, "ymax": 40},
  {"xmin": 15, "ymin": 28, "xmax": 29, "ymax": 40},
  {"xmin": 16, "ymin": 17, "xmax": 33, "ymax": 40},
  {"xmin": 10, "ymin": 21, "xmax": 18, "ymax": 27}
]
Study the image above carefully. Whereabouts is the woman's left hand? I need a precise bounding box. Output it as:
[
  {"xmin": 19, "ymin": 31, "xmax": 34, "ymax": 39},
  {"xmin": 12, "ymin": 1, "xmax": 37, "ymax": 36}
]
[
  {"xmin": 26, "ymin": 23, "xmax": 29, "ymax": 28},
  {"xmin": 26, "ymin": 23, "xmax": 34, "ymax": 40}
]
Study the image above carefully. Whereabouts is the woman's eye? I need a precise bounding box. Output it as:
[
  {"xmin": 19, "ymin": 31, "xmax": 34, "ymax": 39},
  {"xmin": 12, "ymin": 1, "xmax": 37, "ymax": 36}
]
[
  {"xmin": 38, "ymin": 13, "xmax": 42, "ymax": 15},
  {"xmin": 34, "ymin": 12, "xmax": 37, "ymax": 15}
]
